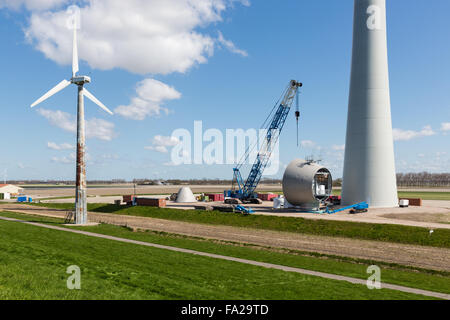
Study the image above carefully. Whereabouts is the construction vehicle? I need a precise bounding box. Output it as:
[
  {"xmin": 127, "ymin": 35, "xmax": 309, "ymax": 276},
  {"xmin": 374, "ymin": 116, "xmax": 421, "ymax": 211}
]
[
  {"xmin": 234, "ymin": 205, "xmax": 254, "ymax": 215},
  {"xmin": 325, "ymin": 202, "xmax": 369, "ymax": 214},
  {"xmin": 225, "ymin": 80, "xmax": 303, "ymax": 204},
  {"xmin": 327, "ymin": 195, "xmax": 342, "ymax": 206}
]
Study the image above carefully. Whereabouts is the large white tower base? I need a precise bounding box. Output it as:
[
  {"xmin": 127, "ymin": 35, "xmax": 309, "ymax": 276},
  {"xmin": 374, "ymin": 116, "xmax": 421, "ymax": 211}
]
[{"xmin": 342, "ymin": 0, "xmax": 398, "ymax": 208}]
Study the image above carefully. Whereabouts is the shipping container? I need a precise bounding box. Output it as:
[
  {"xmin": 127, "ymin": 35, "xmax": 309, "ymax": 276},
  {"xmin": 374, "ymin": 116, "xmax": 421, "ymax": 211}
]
[
  {"xmin": 400, "ymin": 198, "xmax": 422, "ymax": 206},
  {"xmin": 136, "ymin": 198, "xmax": 166, "ymax": 207},
  {"xmin": 257, "ymin": 193, "xmax": 277, "ymax": 201},
  {"xmin": 205, "ymin": 193, "xmax": 224, "ymax": 202}
]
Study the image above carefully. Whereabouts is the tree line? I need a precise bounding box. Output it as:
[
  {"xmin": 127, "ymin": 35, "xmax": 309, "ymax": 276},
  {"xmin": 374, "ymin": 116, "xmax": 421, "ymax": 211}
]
[
  {"xmin": 6, "ymin": 172, "xmax": 450, "ymax": 187},
  {"xmin": 396, "ymin": 172, "xmax": 450, "ymax": 187}
]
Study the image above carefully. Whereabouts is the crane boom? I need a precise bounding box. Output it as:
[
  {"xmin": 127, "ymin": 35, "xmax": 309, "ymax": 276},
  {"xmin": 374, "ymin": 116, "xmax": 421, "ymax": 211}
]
[{"xmin": 228, "ymin": 80, "xmax": 302, "ymax": 203}]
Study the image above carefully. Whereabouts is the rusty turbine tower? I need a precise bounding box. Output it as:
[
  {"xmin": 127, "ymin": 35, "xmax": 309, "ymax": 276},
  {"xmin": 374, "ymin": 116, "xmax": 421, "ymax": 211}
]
[{"xmin": 30, "ymin": 20, "xmax": 113, "ymax": 224}]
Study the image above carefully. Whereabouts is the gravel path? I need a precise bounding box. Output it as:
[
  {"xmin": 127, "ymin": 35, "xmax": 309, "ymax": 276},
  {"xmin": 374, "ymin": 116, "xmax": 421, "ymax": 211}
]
[
  {"xmin": 0, "ymin": 215, "xmax": 448, "ymax": 300},
  {"xmin": 2, "ymin": 204, "xmax": 450, "ymax": 272}
]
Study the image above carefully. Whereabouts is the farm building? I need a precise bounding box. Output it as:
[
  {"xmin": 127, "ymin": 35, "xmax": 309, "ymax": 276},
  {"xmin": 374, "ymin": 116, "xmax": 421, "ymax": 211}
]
[{"xmin": 0, "ymin": 184, "xmax": 24, "ymax": 195}]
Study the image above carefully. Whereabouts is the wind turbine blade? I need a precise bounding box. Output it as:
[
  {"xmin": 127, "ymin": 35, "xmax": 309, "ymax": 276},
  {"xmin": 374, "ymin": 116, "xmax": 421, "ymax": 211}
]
[
  {"xmin": 30, "ymin": 80, "xmax": 71, "ymax": 108},
  {"xmin": 83, "ymin": 88, "xmax": 113, "ymax": 115},
  {"xmin": 72, "ymin": 25, "xmax": 79, "ymax": 77}
]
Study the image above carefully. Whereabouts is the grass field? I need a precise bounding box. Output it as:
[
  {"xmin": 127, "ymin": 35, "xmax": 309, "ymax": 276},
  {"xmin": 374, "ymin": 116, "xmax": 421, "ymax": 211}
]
[
  {"xmin": 0, "ymin": 212, "xmax": 442, "ymax": 300},
  {"xmin": 397, "ymin": 192, "xmax": 450, "ymax": 201},
  {"xmin": 3, "ymin": 211, "xmax": 450, "ymax": 294},
  {"xmin": 30, "ymin": 202, "xmax": 450, "ymax": 248}
]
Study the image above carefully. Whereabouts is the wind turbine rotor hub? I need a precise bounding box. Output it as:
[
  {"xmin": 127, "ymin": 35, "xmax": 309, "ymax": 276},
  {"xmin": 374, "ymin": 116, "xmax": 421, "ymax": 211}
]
[{"xmin": 72, "ymin": 76, "xmax": 91, "ymax": 85}]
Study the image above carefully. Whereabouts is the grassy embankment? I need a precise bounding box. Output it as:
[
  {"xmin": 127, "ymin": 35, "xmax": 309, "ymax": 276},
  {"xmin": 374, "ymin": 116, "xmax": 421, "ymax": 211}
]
[{"xmin": 0, "ymin": 211, "xmax": 447, "ymax": 299}]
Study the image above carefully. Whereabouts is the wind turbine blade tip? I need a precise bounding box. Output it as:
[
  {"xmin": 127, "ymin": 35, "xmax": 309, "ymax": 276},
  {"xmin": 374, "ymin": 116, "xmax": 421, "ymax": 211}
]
[
  {"xmin": 83, "ymin": 88, "xmax": 114, "ymax": 115},
  {"xmin": 29, "ymin": 79, "xmax": 71, "ymax": 108}
]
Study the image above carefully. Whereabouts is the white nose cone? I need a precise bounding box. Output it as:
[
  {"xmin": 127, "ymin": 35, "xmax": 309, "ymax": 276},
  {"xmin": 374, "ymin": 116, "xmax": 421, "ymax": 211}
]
[
  {"xmin": 175, "ymin": 187, "xmax": 197, "ymax": 203},
  {"xmin": 342, "ymin": 0, "xmax": 398, "ymax": 208}
]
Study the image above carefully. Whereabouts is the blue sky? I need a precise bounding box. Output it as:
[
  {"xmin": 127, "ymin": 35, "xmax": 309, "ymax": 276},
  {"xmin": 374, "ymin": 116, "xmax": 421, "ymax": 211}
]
[{"xmin": 0, "ymin": 0, "xmax": 449, "ymax": 181}]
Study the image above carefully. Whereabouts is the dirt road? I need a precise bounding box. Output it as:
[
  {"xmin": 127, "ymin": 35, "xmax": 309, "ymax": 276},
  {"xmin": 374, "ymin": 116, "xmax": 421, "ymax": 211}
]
[{"xmin": 2, "ymin": 204, "xmax": 449, "ymax": 272}]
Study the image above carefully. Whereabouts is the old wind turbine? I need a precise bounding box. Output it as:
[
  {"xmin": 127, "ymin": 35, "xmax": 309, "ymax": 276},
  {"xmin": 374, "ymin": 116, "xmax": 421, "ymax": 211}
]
[{"xmin": 30, "ymin": 21, "xmax": 113, "ymax": 225}]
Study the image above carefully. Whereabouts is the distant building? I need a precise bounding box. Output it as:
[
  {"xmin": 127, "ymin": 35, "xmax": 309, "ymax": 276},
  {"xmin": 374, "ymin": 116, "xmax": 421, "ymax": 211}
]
[{"xmin": 0, "ymin": 184, "xmax": 24, "ymax": 195}]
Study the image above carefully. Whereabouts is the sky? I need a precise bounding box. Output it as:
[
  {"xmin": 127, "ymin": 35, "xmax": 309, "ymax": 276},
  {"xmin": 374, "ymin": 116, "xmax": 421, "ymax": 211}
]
[{"xmin": 0, "ymin": 0, "xmax": 449, "ymax": 181}]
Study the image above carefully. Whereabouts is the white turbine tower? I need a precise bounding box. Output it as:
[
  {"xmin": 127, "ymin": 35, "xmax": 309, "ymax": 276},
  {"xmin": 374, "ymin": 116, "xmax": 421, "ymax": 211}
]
[
  {"xmin": 342, "ymin": 0, "xmax": 398, "ymax": 208},
  {"xmin": 31, "ymin": 20, "xmax": 113, "ymax": 225}
]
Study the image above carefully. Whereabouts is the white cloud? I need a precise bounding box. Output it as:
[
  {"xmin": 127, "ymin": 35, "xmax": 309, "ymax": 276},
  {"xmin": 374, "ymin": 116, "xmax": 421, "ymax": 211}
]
[
  {"xmin": 37, "ymin": 108, "xmax": 116, "ymax": 141},
  {"xmin": 86, "ymin": 118, "xmax": 116, "ymax": 141},
  {"xmin": 100, "ymin": 154, "xmax": 119, "ymax": 160},
  {"xmin": 37, "ymin": 108, "xmax": 75, "ymax": 132},
  {"xmin": 47, "ymin": 141, "xmax": 75, "ymax": 150},
  {"xmin": 332, "ymin": 144, "xmax": 345, "ymax": 151},
  {"xmin": 51, "ymin": 152, "xmax": 75, "ymax": 164},
  {"xmin": 300, "ymin": 140, "xmax": 316, "ymax": 149},
  {"xmin": 22, "ymin": 0, "xmax": 249, "ymax": 75},
  {"xmin": 163, "ymin": 161, "xmax": 178, "ymax": 167},
  {"xmin": 11, "ymin": 1, "xmax": 249, "ymax": 123},
  {"xmin": 441, "ymin": 122, "xmax": 450, "ymax": 132},
  {"xmin": 145, "ymin": 135, "xmax": 180, "ymax": 153},
  {"xmin": 52, "ymin": 152, "xmax": 94, "ymax": 164},
  {"xmin": 145, "ymin": 146, "xmax": 169, "ymax": 153},
  {"xmin": 217, "ymin": 31, "xmax": 248, "ymax": 57},
  {"xmin": 396, "ymin": 152, "xmax": 450, "ymax": 173},
  {"xmin": 393, "ymin": 126, "xmax": 435, "ymax": 141},
  {"xmin": 115, "ymin": 79, "xmax": 181, "ymax": 120}
]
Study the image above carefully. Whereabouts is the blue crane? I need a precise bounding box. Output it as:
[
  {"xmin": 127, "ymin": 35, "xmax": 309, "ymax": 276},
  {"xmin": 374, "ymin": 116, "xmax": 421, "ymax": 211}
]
[{"xmin": 225, "ymin": 80, "xmax": 303, "ymax": 204}]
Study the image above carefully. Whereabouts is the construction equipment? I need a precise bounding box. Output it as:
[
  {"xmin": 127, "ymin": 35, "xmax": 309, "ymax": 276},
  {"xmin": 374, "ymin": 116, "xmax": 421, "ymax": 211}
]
[
  {"xmin": 325, "ymin": 202, "xmax": 369, "ymax": 214},
  {"xmin": 226, "ymin": 80, "xmax": 303, "ymax": 204},
  {"xmin": 327, "ymin": 195, "xmax": 342, "ymax": 206},
  {"xmin": 234, "ymin": 205, "xmax": 254, "ymax": 215}
]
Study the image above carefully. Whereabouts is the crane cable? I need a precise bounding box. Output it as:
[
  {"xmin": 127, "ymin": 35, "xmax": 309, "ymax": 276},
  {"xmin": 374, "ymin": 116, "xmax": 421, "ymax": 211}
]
[
  {"xmin": 296, "ymin": 86, "xmax": 300, "ymax": 147},
  {"xmin": 235, "ymin": 83, "xmax": 290, "ymax": 170}
]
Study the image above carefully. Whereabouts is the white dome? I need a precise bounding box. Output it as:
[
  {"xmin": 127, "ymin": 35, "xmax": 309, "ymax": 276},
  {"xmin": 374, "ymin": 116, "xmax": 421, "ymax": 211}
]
[{"xmin": 175, "ymin": 187, "xmax": 197, "ymax": 203}]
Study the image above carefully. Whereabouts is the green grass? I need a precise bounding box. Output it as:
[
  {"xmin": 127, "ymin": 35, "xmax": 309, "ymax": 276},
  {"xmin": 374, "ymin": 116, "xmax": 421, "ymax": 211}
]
[
  {"xmin": 30, "ymin": 202, "xmax": 450, "ymax": 248},
  {"xmin": 397, "ymin": 192, "xmax": 450, "ymax": 201},
  {"xmin": 0, "ymin": 213, "xmax": 439, "ymax": 300},
  {"xmin": 1, "ymin": 211, "xmax": 449, "ymax": 297},
  {"xmin": 331, "ymin": 190, "xmax": 450, "ymax": 201}
]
